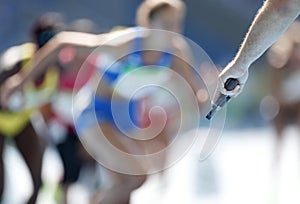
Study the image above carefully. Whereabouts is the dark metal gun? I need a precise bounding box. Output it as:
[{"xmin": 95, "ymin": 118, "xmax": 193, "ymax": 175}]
[{"xmin": 206, "ymin": 78, "xmax": 239, "ymax": 120}]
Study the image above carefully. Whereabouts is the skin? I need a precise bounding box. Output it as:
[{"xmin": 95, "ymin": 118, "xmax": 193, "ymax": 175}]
[
  {"xmin": 0, "ymin": 48, "xmax": 45, "ymax": 204},
  {"xmin": 3, "ymin": 4, "xmax": 200, "ymax": 204},
  {"xmin": 1, "ymin": 38, "xmax": 93, "ymax": 204},
  {"xmin": 219, "ymin": 0, "xmax": 300, "ymax": 97}
]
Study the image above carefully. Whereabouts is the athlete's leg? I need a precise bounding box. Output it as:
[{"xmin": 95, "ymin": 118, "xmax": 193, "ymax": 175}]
[
  {"xmin": 91, "ymin": 168, "xmax": 146, "ymax": 204},
  {"xmin": 80, "ymin": 123, "xmax": 147, "ymax": 204},
  {"xmin": 14, "ymin": 123, "xmax": 46, "ymax": 204},
  {"xmin": 56, "ymin": 130, "xmax": 82, "ymax": 204}
]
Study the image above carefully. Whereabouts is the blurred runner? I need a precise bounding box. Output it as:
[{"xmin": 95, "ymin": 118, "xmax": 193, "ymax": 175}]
[
  {"xmin": 46, "ymin": 18, "xmax": 99, "ymax": 204},
  {"xmin": 0, "ymin": 12, "xmax": 62, "ymax": 204},
  {"xmin": 266, "ymin": 22, "xmax": 300, "ymax": 163},
  {"xmin": 2, "ymin": 0, "xmax": 203, "ymax": 203}
]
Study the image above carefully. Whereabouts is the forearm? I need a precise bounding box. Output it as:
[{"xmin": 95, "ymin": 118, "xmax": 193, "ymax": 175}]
[{"xmin": 234, "ymin": 0, "xmax": 300, "ymax": 69}]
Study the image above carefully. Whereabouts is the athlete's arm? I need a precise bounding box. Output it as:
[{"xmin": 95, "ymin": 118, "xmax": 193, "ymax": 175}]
[
  {"xmin": 0, "ymin": 29, "xmax": 139, "ymax": 105},
  {"xmin": 17, "ymin": 31, "xmax": 108, "ymax": 86},
  {"xmin": 219, "ymin": 0, "xmax": 300, "ymax": 96},
  {"xmin": 17, "ymin": 28, "xmax": 139, "ymax": 86},
  {"xmin": 0, "ymin": 31, "xmax": 109, "ymax": 105}
]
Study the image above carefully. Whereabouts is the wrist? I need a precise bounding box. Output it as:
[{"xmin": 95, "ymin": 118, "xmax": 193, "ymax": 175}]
[{"xmin": 229, "ymin": 59, "xmax": 249, "ymax": 74}]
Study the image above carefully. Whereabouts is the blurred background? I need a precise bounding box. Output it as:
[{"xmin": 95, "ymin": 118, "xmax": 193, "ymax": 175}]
[{"xmin": 1, "ymin": 0, "xmax": 300, "ymax": 204}]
